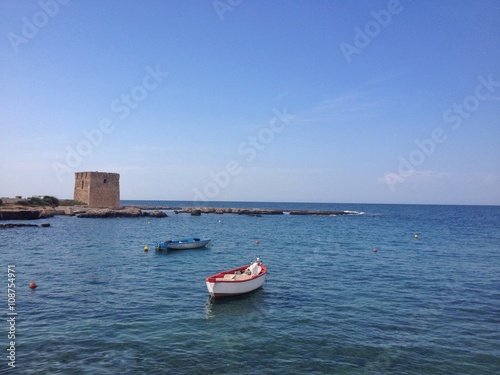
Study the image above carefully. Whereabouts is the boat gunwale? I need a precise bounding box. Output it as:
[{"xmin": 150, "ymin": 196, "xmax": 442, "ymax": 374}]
[{"xmin": 205, "ymin": 263, "xmax": 267, "ymax": 284}]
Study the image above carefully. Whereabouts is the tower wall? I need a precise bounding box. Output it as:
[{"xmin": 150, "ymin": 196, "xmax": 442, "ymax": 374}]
[
  {"xmin": 74, "ymin": 172, "xmax": 120, "ymax": 208},
  {"xmin": 74, "ymin": 172, "xmax": 90, "ymax": 205}
]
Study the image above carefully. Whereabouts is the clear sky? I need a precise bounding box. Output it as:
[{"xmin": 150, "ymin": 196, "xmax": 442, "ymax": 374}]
[{"xmin": 1, "ymin": 0, "xmax": 499, "ymax": 205}]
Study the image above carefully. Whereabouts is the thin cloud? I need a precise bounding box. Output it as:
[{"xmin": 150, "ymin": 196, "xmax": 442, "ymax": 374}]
[{"xmin": 296, "ymin": 89, "xmax": 386, "ymax": 124}]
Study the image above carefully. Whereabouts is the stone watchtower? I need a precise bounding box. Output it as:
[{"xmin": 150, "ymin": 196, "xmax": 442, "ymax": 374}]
[{"xmin": 74, "ymin": 172, "xmax": 120, "ymax": 208}]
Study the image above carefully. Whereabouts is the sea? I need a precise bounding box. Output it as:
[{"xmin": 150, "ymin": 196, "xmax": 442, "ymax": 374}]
[{"xmin": 1, "ymin": 201, "xmax": 499, "ymax": 374}]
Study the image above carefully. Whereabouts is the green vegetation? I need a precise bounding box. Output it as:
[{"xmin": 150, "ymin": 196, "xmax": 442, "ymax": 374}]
[
  {"xmin": 43, "ymin": 196, "xmax": 60, "ymax": 207},
  {"xmin": 30, "ymin": 197, "xmax": 46, "ymax": 206},
  {"xmin": 2, "ymin": 196, "xmax": 84, "ymax": 208},
  {"xmin": 17, "ymin": 196, "xmax": 60, "ymax": 207}
]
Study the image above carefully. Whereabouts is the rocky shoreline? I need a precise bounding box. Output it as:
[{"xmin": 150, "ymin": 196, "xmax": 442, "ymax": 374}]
[
  {"xmin": 129, "ymin": 206, "xmax": 358, "ymax": 217},
  {"xmin": 0, "ymin": 205, "xmax": 360, "ymax": 221},
  {"xmin": 0, "ymin": 206, "xmax": 167, "ymax": 220},
  {"xmin": 0, "ymin": 209, "xmax": 57, "ymax": 220}
]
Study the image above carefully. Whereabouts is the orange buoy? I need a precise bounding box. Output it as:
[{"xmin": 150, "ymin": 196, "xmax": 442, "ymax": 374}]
[
  {"xmin": 29, "ymin": 281, "xmax": 37, "ymax": 289},
  {"xmin": 373, "ymin": 247, "xmax": 377, "ymax": 253}
]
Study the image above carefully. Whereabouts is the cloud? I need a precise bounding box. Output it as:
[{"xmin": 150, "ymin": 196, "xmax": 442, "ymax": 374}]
[
  {"xmin": 295, "ymin": 89, "xmax": 385, "ymax": 124},
  {"xmin": 378, "ymin": 169, "xmax": 450, "ymax": 184}
]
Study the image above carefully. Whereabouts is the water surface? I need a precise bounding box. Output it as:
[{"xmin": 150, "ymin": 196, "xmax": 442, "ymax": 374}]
[{"xmin": 1, "ymin": 202, "xmax": 499, "ymax": 374}]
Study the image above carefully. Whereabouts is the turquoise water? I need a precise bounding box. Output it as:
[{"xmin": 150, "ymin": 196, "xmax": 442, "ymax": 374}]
[{"xmin": 1, "ymin": 202, "xmax": 499, "ymax": 374}]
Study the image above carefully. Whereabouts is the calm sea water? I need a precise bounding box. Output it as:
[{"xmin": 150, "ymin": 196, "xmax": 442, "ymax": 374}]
[{"xmin": 1, "ymin": 202, "xmax": 499, "ymax": 374}]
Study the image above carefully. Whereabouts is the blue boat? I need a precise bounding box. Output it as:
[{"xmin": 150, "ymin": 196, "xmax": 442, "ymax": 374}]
[{"xmin": 155, "ymin": 237, "xmax": 211, "ymax": 250}]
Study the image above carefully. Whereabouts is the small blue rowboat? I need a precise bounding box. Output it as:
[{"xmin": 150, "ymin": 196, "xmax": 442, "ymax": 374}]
[{"xmin": 155, "ymin": 237, "xmax": 211, "ymax": 250}]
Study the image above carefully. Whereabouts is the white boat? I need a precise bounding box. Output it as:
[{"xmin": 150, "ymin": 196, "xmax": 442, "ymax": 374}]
[
  {"xmin": 205, "ymin": 258, "xmax": 267, "ymax": 299},
  {"xmin": 155, "ymin": 237, "xmax": 211, "ymax": 250}
]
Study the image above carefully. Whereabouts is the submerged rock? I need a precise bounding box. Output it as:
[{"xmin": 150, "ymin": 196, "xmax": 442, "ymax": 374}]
[{"xmin": 0, "ymin": 223, "xmax": 39, "ymax": 229}]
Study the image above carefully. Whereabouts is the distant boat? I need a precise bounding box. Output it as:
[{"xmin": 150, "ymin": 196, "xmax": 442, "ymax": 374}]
[
  {"xmin": 205, "ymin": 258, "xmax": 267, "ymax": 299},
  {"xmin": 155, "ymin": 237, "xmax": 211, "ymax": 250}
]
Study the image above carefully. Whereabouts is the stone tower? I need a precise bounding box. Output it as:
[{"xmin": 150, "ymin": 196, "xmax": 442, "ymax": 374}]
[{"xmin": 74, "ymin": 172, "xmax": 120, "ymax": 208}]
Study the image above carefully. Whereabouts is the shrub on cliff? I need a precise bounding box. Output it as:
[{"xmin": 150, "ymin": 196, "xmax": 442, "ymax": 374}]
[
  {"xmin": 16, "ymin": 196, "xmax": 59, "ymax": 207},
  {"xmin": 43, "ymin": 196, "xmax": 60, "ymax": 207},
  {"xmin": 29, "ymin": 197, "xmax": 46, "ymax": 206},
  {"xmin": 0, "ymin": 199, "xmax": 3, "ymax": 206}
]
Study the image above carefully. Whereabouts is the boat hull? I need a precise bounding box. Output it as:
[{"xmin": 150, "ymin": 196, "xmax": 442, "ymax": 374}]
[
  {"xmin": 156, "ymin": 238, "xmax": 211, "ymax": 250},
  {"xmin": 205, "ymin": 262, "xmax": 267, "ymax": 299}
]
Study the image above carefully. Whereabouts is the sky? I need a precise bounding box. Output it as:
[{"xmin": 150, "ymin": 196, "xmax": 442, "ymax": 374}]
[{"xmin": 1, "ymin": 0, "xmax": 499, "ymax": 205}]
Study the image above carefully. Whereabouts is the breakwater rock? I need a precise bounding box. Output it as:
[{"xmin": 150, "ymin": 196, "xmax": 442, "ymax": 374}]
[
  {"xmin": 172, "ymin": 207, "xmax": 285, "ymax": 216},
  {"xmin": 289, "ymin": 210, "xmax": 353, "ymax": 216},
  {"xmin": 0, "ymin": 210, "xmax": 55, "ymax": 220},
  {"xmin": 76, "ymin": 208, "xmax": 167, "ymax": 218},
  {"xmin": 167, "ymin": 207, "xmax": 359, "ymax": 216},
  {"xmin": 77, "ymin": 207, "xmax": 358, "ymax": 217}
]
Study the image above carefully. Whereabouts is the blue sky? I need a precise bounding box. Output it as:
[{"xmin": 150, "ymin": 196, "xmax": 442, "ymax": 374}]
[{"xmin": 1, "ymin": 0, "xmax": 499, "ymax": 205}]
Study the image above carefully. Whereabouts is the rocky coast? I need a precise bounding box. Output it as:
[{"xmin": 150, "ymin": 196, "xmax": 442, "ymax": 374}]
[
  {"xmin": 129, "ymin": 206, "xmax": 358, "ymax": 216},
  {"xmin": 0, "ymin": 209, "xmax": 59, "ymax": 220},
  {"xmin": 75, "ymin": 208, "xmax": 167, "ymax": 218},
  {"xmin": 0, "ymin": 206, "xmax": 167, "ymax": 220},
  {"xmin": 0, "ymin": 204, "xmax": 359, "ymax": 222}
]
